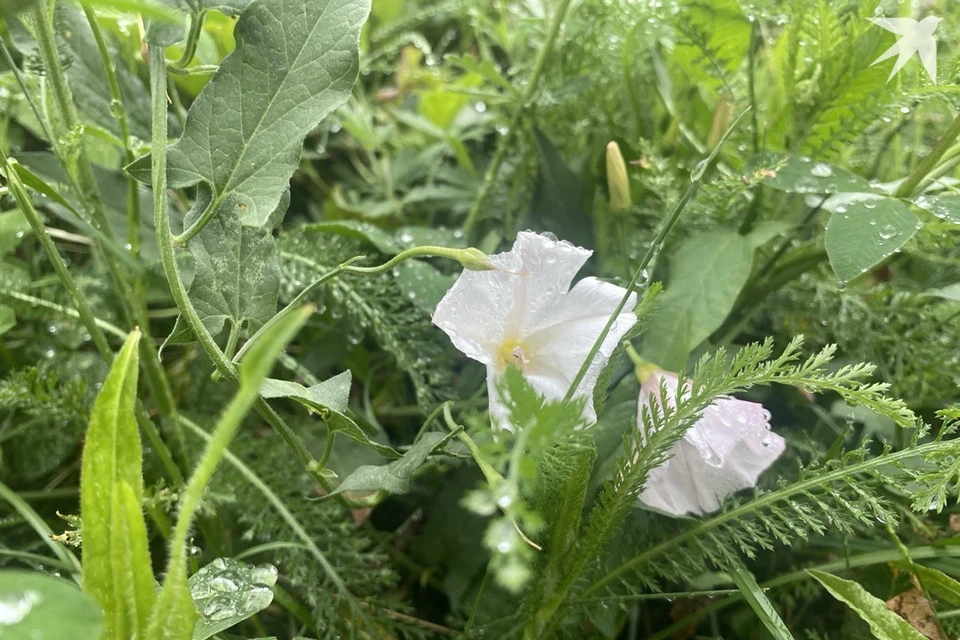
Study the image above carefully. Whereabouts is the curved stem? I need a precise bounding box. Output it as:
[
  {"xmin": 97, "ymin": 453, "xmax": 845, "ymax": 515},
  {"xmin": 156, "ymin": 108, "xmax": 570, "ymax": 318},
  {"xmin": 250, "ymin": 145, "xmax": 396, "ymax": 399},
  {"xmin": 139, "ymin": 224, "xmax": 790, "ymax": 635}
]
[
  {"xmin": 149, "ymin": 45, "xmax": 332, "ymax": 492},
  {"xmin": 171, "ymin": 10, "xmax": 207, "ymax": 69},
  {"xmin": 172, "ymin": 194, "xmax": 220, "ymax": 245},
  {"xmin": 462, "ymin": 0, "xmax": 575, "ymax": 233}
]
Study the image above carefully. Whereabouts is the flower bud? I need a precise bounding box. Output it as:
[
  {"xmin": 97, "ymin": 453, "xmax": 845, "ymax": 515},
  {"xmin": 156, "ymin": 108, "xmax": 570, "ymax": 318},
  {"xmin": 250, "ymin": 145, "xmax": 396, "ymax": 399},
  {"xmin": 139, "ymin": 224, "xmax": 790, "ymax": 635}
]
[
  {"xmin": 606, "ymin": 141, "xmax": 631, "ymax": 212},
  {"xmin": 457, "ymin": 247, "xmax": 497, "ymax": 271}
]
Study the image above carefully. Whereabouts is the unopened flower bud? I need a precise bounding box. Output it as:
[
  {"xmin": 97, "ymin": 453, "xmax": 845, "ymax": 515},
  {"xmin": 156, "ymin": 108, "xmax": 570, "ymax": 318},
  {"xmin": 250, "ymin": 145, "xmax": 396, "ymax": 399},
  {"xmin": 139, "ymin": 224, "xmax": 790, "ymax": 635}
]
[
  {"xmin": 458, "ymin": 247, "xmax": 497, "ymax": 271},
  {"xmin": 606, "ymin": 141, "xmax": 631, "ymax": 212}
]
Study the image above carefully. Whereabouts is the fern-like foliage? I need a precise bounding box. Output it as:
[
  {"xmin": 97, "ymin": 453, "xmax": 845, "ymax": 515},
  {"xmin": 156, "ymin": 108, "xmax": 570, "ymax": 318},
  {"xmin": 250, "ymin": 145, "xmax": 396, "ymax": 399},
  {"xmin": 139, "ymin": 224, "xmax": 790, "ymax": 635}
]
[
  {"xmin": 0, "ymin": 365, "xmax": 90, "ymax": 480},
  {"xmin": 213, "ymin": 428, "xmax": 430, "ymax": 639},
  {"xmin": 277, "ymin": 230, "xmax": 456, "ymax": 414},
  {"xmin": 529, "ymin": 337, "xmax": 927, "ymax": 637}
]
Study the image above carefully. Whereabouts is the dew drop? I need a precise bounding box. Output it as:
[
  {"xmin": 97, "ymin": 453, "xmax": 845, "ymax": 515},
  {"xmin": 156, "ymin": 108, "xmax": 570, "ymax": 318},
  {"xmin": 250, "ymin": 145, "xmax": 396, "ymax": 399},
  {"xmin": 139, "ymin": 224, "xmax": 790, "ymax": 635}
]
[
  {"xmin": 878, "ymin": 224, "xmax": 897, "ymax": 240},
  {"xmin": 810, "ymin": 163, "xmax": 833, "ymax": 178}
]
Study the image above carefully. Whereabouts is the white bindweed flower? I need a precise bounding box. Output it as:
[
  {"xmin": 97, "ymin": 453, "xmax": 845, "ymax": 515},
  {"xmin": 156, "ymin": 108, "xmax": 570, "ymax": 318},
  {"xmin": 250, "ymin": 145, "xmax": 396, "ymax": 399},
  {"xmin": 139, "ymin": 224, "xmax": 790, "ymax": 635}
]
[
  {"xmin": 432, "ymin": 231, "xmax": 637, "ymax": 430},
  {"xmin": 637, "ymin": 369, "xmax": 785, "ymax": 516}
]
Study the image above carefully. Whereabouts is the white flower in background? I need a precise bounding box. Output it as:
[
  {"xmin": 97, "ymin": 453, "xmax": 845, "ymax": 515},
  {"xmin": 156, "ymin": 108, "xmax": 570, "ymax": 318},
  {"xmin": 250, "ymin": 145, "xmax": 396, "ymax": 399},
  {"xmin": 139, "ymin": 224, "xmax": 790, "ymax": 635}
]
[
  {"xmin": 636, "ymin": 368, "xmax": 785, "ymax": 516},
  {"xmin": 432, "ymin": 231, "xmax": 637, "ymax": 430}
]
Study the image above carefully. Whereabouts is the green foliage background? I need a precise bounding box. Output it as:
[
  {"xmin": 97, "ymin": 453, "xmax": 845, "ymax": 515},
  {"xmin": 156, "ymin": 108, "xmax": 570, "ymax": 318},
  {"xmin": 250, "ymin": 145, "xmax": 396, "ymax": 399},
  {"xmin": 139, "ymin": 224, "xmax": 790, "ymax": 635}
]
[{"xmin": 5, "ymin": 0, "xmax": 960, "ymax": 638}]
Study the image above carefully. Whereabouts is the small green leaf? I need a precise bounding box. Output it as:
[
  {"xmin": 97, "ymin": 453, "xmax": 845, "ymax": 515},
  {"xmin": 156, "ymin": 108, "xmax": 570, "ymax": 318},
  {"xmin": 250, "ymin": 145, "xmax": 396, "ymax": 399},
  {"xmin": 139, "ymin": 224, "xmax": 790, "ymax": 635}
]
[
  {"xmin": 642, "ymin": 229, "xmax": 755, "ymax": 370},
  {"xmin": 260, "ymin": 372, "xmax": 400, "ymax": 458},
  {"xmin": 328, "ymin": 431, "xmax": 456, "ymax": 496},
  {"xmin": 807, "ymin": 569, "xmax": 927, "ymax": 640},
  {"xmin": 754, "ymin": 154, "xmax": 875, "ymax": 194},
  {"xmin": 0, "ymin": 570, "xmax": 102, "ymax": 639},
  {"xmin": 132, "ymin": 0, "xmax": 371, "ymax": 227},
  {"xmin": 186, "ymin": 203, "xmax": 281, "ymax": 339},
  {"xmin": 80, "ymin": 331, "xmax": 157, "ymax": 640},
  {"xmin": 530, "ymin": 127, "xmax": 592, "ymax": 247},
  {"xmin": 824, "ymin": 198, "xmax": 920, "ymax": 282},
  {"xmin": 189, "ymin": 558, "xmax": 278, "ymax": 640},
  {"xmin": 0, "ymin": 210, "xmax": 30, "ymax": 255},
  {"xmin": 730, "ymin": 562, "xmax": 795, "ymax": 640}
]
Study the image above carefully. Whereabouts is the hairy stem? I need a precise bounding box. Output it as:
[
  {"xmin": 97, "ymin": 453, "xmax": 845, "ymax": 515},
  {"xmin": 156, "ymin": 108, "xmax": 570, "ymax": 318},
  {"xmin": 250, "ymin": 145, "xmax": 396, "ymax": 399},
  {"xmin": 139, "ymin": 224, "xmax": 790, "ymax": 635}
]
[{"xmin": 148, "ymin": 44, "xmax": 332, "ymax": 492}]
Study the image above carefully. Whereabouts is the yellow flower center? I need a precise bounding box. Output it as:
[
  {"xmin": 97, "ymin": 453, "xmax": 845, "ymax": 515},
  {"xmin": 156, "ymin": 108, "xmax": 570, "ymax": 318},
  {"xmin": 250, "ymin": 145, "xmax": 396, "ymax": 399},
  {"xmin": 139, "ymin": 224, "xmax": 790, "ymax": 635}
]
[{"xmin": 497, "ymin": 338, "xmax": 530, "ymax": 372}]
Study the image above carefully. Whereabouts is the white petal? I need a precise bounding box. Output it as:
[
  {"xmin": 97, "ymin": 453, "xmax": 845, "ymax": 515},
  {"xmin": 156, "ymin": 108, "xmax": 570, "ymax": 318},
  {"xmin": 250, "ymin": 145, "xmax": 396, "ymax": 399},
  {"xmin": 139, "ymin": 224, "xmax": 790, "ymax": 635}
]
[
  {"xmin": 505, "ymin": 231, "xmax": 592, "ymax": 337},
  {"xmin": 431, "ymin": 231, "xmax": 590, "ymax": 365},
  {"xmin": 636, "ymin": 372, "xmax": 785, "ymax": 516},
  {"xmin": 431, "ymin": 251, "xmax": 523, "ymax": 366},
  {"xmin": 523, "ymin": 277, "xmax": 638, "ymax": 424}
]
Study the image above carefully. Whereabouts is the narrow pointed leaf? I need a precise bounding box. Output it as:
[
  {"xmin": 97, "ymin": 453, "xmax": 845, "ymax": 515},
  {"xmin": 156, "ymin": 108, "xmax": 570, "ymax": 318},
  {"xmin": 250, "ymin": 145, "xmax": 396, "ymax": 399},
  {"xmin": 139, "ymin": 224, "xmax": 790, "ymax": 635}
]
[
  {"xmin": 80, "ymin": 331, "xmax": 157, "ymax": 640},
  {"xmin": 260, "ymin": 372, "xmax": 400, "ymax": 458},
  {"xmin": 808, "ymin": 569, "xmax": 926, "ymax": 640}
]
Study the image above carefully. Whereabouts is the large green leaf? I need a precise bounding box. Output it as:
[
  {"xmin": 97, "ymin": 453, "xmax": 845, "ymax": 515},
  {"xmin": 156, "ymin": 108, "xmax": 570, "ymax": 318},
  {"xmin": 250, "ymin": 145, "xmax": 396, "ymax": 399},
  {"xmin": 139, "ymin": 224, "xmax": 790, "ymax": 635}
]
[
  {"xmin": 189, "ymin": 558, "xmax": 278, "ymax": 640},
  {"xmin": 824, "ymin": 197, "xmax": 920, "ymax": 283},
  {"xmin": 754, "ymin": 154, "xmax": 875, "ymax": 194},
  {"xmin": 260, "ymin": 372, "xmax": 400, "ymax": 458},
  {"xmin": 80, "ymin": 331, "xmax": 157, "ymax": 640},
  {"xmin": 133, "ymin": 0, "xmax": 371, "ymax": 227},
  {"xmin": 327, "ymin": 431, "xmax": 455, "ymax": 496},
  {"xmin": 642, "ymin": 228, "xmax": 763, "ymax": 370},
  {"xmin": 0, "ymin": 570, "xmax": 102, "ymax": 639},
  {"xmin": 185, "ymin": 201, "xmax": 281, "ymax": 338},
  {"xmin": 808, "ymin": 570, "xmax": 926, "ymax": 640}
]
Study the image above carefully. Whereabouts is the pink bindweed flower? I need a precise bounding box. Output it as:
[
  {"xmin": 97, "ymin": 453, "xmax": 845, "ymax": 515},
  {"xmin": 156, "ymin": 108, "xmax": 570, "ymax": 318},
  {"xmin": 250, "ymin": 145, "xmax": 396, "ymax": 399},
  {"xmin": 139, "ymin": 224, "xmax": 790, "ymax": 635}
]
[
  {"xmin": 432, "ymin": 231, "xmax": 637, "ymax": 431},
  {"xmin": 636, "ymin": 369, "xmax": 786, "ymax": 516}
]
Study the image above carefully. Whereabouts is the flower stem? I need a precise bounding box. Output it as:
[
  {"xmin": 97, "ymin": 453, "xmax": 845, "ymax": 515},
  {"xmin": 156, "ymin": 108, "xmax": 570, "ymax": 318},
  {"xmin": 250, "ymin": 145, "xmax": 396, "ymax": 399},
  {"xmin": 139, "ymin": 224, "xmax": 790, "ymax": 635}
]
[
  {"xmin": 895, "ymin": 109, "xmax": 960, "ymax": 198},
  {"xmin": 562, "ymin": 109, "xmax": 751, "ymax": 405},
  {"xmin": 462, "ymin": 0, "xmax": 575, "ymax": 234}
]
